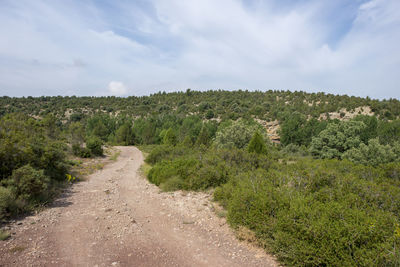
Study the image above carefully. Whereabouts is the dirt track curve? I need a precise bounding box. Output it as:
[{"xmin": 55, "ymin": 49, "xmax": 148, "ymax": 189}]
[{"xmin": 0, "ymin": 146, "xmax": 278, "ymax": 267}]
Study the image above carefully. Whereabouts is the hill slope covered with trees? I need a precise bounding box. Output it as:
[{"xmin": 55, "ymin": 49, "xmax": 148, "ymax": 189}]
[{"xmin": 1, "ymin": 90, "xmax": 400, "ymax": 265}]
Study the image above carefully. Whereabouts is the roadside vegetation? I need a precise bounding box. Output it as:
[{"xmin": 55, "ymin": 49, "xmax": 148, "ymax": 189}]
[
  {"xmin": 140, "ymin": 114, "xmax": 400, "ymax": 266},
  {"xmin": 1, "ymin": 90, "xmax": 400, "ymax": 265}
]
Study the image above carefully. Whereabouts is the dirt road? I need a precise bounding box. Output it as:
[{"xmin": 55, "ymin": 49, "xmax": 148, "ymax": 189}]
[{"xmin": 0, "ymin": 146, "xmax": 277, "ymax": 267}]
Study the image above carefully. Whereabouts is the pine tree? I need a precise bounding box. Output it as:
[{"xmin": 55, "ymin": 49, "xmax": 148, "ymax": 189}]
[
  {"xmin": 248, "ymin": 131, "xmax": 267, "ymax": 154},
  {"xmin": 163, "ymin": 128, "xmax": 177, "ymax": 146},
  {"xmin": 195, "ymin": 126, "xmax": 209, "ymax": 146},
  {"xmin": 182, "ymin": 135, "xmax": 193, "ymax": 147}
]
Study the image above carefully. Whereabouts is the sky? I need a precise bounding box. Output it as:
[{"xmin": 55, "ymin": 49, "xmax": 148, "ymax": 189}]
[{"xmin": 0, "ymin": 0, "xmax": 399, "ymax": 99}]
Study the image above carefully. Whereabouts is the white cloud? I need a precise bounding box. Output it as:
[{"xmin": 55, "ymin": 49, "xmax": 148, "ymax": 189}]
[
  {"xmin": 108, "ymin": 81, "xmax": 128, "ymax": 96},
  {"xmin": 0, "ymin": 0, "xmax": 399, "ymax": 98}
]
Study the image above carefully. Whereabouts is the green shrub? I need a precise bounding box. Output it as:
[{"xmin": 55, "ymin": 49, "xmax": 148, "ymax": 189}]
[
  {"xmin": 216, "ymin": 148, "xmax": 271, "ymax": 172},
  {"xmin": 214, "ymin": 119, "xmax": 267, "ymax": 149},
  {"xmin": 382, "ymin": 161, "xmax": 400, "ymax": 180},
  {"xmin": 181, "ymin": 135, "xmax": 193, "ymax": 147},
  {"xmin": 148, "ymin": 158, "xmax": 198, "ymax": 189},
  {"xmin": 6, "ymin": 165, "xmax": 50, "ymax": 203},
  {"xmin": 195, "ymin": 126, "xmax": 210, "ymax": 147},
  {"xmin": 215, "ymin": 159, "xmax": 400, "ymax": 266},
  {"xmin": 39, "ymin": 142, "xmax": 68, "ymax": 180},
  {"xmin": 0, "ymin": 186, "xmax": 14, "ymax": 219},
  {"xmin": 145, "ymin": 145, "xmax": 174, "ymax": 165},
  {"xmin": 205, "ymin": 109, "xmax": 214, "ymax": 119},
  {"xmin": 72, "ymin": 144, "xmax": 92, "ymax": 158},
  {"xmin": 145, "ymin": 145, "xmax": 193, "ymax": 165},
  {"xmin": 147, "ymin": 149, "xmax": 231, "ymax": 191},
  {"xmin": 248, "ymin": 131, "xmax": 267, "ymax": 154},
  {"xmin": 343, "ymin": 138, "xmax": 397, "ymax": 166},
  {"xmin": 0, "ymin": 229, "xmax": 10, "ymax": 240},
  {"xmin": 115, "ymin": 123, "xmax": 134, "ymax": 145},
  {"xmin": 86, "ymin": 137, "xmax": 103, "ymax": 156},
  {"xmin": 281, "ymin": 143, "xmax": 309, "ymax": 157},
  {"xmin": 162, "ymin": 128, "xmax": 177, "ymax": 146},
  {"xmin": 310, "ymin": 120, "xmax": 366, "ymax": 159},
  {"xmin": 189, "ymin": 154, "xmax": 229, "ymax": 189}
]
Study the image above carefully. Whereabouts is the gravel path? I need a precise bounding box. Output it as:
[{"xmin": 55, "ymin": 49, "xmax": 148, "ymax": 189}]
[{"xmin": 0, "ymin": 146, "xmax": 278, "ymax": 267}]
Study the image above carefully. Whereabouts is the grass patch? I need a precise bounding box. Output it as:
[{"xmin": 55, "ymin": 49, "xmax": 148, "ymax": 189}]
[
  {"xmin": 139, "ymin": 162, "xmax": 152, "ymax": 177},
  {"xmin": 137, "ymin": 144, "xmax": 158, "ymax": 154},
  {"xmin": 9, "ymin": 246, "xmax": 26, "ymax": 253},
  {"xmin": 212, "ymin": 203, "xmax": 227, "ymax": 218},
  {"xmin": 109, "ymin": 150, "xmax": 121, "ymax": 161},
  {"xmin": 0, "ymin": 230, "xmax": 11, "ymax": 241},
  {"xmin": 235, "ymin": 226, "xmax": 258, "ymax": 244},
  {"xmin": 66, "ymin": 159, "xmax": 83, "ymax": 166},
  {"xmin": 216, "ymin": 209, "xmax": 227, "ymax": 218},
  {"xmin": 71, "ymin": 160, "xmax": 105, "ymax": 178}
]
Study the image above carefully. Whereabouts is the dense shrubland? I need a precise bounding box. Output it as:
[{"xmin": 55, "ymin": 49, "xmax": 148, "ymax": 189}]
[
  {"xmin": 0, "ymin": 114, "xmax": 68, "ymax": 219},
  {"xmin": 1, "ymin": 90, "xmax": 400, "ymax": 265},
  {"xmin": 1, "ymin": 90, "xmax": 400, "ymax": 121},
  {"xmin": 138, "ymin": 112, "xmax": 400, "ymax": 265}
]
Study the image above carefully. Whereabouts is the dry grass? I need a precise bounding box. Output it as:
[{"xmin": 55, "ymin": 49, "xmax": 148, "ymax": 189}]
[
  {"xmin": 211, "ymin": 202, "xmax": 227, "ymax": 218},
  {"xmin": 9, "ymin": 246, "xmax": 26, "ymax": 253},
  {"xmin": 109, "ymin": 150, "xmax": 121, "ymax": 161},
  {"xmin": 236, "ymin": 226, "xmax": 258, "ymax": 244}
]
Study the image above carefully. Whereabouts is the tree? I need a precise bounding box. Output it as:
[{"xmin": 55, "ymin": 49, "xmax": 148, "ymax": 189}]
[
  {"xmin": 68, "ymin": 122, "xmax": 85, "ymax": 145},
  {"xmin": 91, "ymin": 122, "xmax": 108, "ymax": 141},
  {"xmin": 214, "ymin": 119, "xmax": 267, "ymax": 149},
  {"xmin": 378, "ymin": 119, "xmax": 400, "ymax": 145},
  {"xmin": 163, "ymin": 128, "xmax": 177, "ymax": 146},
  {"xmin": 310, "ymin": 120, "xmax": 366, "ymax": 159},
  {"xmin": 7, "ymin": 165, "xmax": 50, "ymax": 202},
  {"xmin": 280, "ymin": 114, "xmax": 327, "ymax": 147},
  {"xmin": 343, "ymin": 138, "xmax": 397, "ymax": 166},
  {"xmin": 280, "ymin": 113, "xmax": 307, "ymax": 146},
  {"xmin": 115, "ymin": 123, "xmax": 134, "ymax": 145},
  {"xmin": 354, "ymin": 115, "xmax": 378, "ymax": 143},
  {"xmin": 205, "ymin": 110, "xmax": 214, "ymax": 119},
  {"xmin": 181, "ymin": 135, "xmax": 193, "ymax": 147},
  {"xmin": 86, "ymin": 137, "xmax": 103, "ymax": 156},
  {"xmin": 248, "ymin": 131, "xmax": 267, "ymax": 154},
  {"xmin": 195, "ymin": 126, "xmax": 210, "ymax": 146}
]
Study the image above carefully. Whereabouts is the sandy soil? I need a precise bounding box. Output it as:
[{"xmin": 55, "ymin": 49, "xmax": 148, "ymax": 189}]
[{"xmin": 0, "ymin": 146, "xmax": 278, "ymax": 267}]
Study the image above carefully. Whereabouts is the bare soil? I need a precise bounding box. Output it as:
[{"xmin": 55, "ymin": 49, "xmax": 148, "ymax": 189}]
[{"xmin": 0, "ymin": 146, "xmax": 278, "ymax": 267}]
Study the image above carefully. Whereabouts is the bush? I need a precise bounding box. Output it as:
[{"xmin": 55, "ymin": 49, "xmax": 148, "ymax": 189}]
[
  {"xmin": 115, "ymin": 123, "xmax": 134, "ymax": 145},
  {"xmin": 214, "ymin": 119, "xmax": 268, "ymax": 149},
  {"xmin": 148, "ymin": 158, "xmax": 198, "ymax": 189},
  {"xmin": 310, "ymin": 120, "xmax": 366, "ymax": 159},
  {"xmin": 343, "ymin": 138, "xmax": 397, "ymax": 166},
  {"xmin": 72, "ymin": 144, "xmax": 92, "ymax": 158},
  {"xmin": 145, "ymin": 145, "xmax": 193, "ymax": 165},
  {"xmin": 205, "ymin": 109, "xmax": 214, "ymax": 119},
  {"xmin": 382, "ymin": 161, "xmax": 400, "ymax": 180},
  {"xmin": 147, "ymin": 148, "xmax": 231, "ymax": 191},
  {"xmin": 281, "ymin": 143, "xmax": 309, "ymax": 157},
  {"xmin": 86, "ymin": 137, "xmax": 103, "ymax": 156},
  {"xmin": 6, "ymin": 165, "xmax": 50, "ymax": 203},
  {"xmin": 248, "ymin": 131, "xmax": 267, "ymax": 154},
  {"xmin": 162, "ymin": 128, "xmax": 177, "ymax": 146},
  {"xmin": 195, "ymin": 126, "xmax": 210, "ymax": 147},
  {"xmin": 0, "ymin": 186, "xmax": 14, "ymax": 219},
  {"xmin": 215, "ymin": 159, "xmax": 400, "ymax": 266}
]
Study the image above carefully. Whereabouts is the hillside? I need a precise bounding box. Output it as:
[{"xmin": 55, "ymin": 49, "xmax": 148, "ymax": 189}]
[
  {"xmin": 1, "ymin": 90, "xmax": 400, "ymax": 266},
  {"xmin": 1, "ymin": 90, "xmax": 399, "ymax": 121}
]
